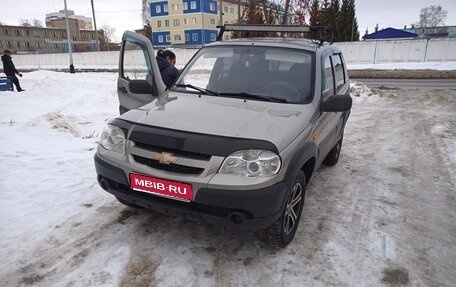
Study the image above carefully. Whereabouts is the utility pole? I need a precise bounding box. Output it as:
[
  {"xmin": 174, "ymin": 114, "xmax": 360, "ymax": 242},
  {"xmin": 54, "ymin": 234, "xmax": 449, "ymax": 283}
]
[
  {"xmin": 64, "ymin": 0, "xmax": 75, "ymax": 73},
  {"xmin": 219, "ymin": 0, "xmax": 223, "ymax": 26},
  {"xmin": 91, "ymin": 0, "xmax": 100, "ymax": 51}
]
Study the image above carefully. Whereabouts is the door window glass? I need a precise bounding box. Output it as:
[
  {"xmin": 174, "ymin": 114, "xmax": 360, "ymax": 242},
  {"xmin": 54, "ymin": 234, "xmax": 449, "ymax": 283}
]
[
  {"xmin": 122, "ymin": 38, "xmax": 152, "ymax": 81},
  {"xmin": 321, "ymin": 56, "xmax": 334, "ymax": 99},
  {"xmin": 331, "ymin": 54, "xmax": 345, "ymax": 92}
]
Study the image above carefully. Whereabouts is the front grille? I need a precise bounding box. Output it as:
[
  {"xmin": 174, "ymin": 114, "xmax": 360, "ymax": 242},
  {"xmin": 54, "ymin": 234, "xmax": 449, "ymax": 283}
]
[
  {"xmin": 134, "ymin": 155, "xmax": 204, "ymax": 175},
  {"xmin": 134, "ymin": 142, "xmax": 211, "ymax": 161}
]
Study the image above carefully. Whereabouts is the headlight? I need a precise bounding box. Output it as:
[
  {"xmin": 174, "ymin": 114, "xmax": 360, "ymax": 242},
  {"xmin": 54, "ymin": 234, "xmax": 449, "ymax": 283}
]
[
  {"xmin": 219, "ymin": 149, "xmax": 281, "ymax": 177},
  {"xmin": 100, "ymin": 124, "xmax": 125, "ymax": 152}
]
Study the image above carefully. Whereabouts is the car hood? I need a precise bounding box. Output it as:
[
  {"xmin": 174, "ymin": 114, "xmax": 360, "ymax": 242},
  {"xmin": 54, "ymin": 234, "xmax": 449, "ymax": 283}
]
[{"xmin": 119, "ymin": 92, "xmax": 316, "ymax": 152}]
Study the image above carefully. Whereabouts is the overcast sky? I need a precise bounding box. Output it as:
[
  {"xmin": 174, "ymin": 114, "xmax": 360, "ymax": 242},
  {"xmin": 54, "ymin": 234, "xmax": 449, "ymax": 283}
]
[{"xmin": 1, "ymin": 0, "xmax": 455, "ymax": 41}]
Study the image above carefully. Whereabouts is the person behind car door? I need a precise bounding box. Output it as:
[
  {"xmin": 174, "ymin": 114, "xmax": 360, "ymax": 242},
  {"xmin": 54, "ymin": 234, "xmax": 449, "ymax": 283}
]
[
  {"xmin": 156, "ymin": 49, "xmax": 179, "ymax": 89},
  {"xmin": 1, "ymin": 50, "xmax": 24, "ymax": 92}
]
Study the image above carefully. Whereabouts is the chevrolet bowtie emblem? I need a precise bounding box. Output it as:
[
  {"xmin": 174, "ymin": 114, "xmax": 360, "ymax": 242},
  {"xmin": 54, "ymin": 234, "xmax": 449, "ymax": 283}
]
[{"xmin": 155, "ymin": 152, "xmax": 178, "ymax": 165}]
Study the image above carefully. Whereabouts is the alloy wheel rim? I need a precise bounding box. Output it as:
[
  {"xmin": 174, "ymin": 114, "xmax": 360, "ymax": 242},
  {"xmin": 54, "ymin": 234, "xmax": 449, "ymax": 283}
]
[{"xmin": 283, "ymin": 182, "xmax": 303, "ymax": 235}]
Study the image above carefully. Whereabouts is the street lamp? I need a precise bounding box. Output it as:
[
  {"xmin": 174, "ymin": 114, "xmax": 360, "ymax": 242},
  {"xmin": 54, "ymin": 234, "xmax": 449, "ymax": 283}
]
[
  {"xmin": 91, "ymin": 0, "xmax": 100, "ymax": 51},
  {"xmin": 64, "ymin": 0, "xmax": 75, "ymax": 73}
]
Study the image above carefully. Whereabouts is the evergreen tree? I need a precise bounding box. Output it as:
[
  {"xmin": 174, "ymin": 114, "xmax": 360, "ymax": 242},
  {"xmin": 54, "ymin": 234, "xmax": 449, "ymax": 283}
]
[
  {"xmin": 374, "ymin": 23, "xmax": 379, "ymax": 32},
  {"xmin": 325, "ymin": 0, "xmax": 340, "ymax": 41},
  {"xmin": 309, "ymin": 0, "xmax": 323, "ymax": 26},
  {"xmin": 338, "ymin": 0, "xmax": 359, "ymax": 41},
  {"xmin": 350, "ymin": 0, "xmax": 360, "ymax": 41},
  {"xmin": 363, "ymin": 27, "xmax": 369, "ymax": 38},
  {"xmin": 321, "ymin": 0, "xmax": 331, "ymax": 27}
]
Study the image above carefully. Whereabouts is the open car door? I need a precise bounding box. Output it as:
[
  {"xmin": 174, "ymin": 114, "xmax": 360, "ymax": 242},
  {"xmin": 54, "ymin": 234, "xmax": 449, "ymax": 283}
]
[{"xmin": 117, "ymin": 31, "xmax": 166, "ymax": 114}]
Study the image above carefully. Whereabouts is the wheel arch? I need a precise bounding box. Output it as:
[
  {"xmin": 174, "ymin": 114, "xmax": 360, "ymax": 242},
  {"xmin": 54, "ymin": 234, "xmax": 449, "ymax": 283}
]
[{"xmin": 283, "ymin": 141, "xmax": 318, "ymax": 183}]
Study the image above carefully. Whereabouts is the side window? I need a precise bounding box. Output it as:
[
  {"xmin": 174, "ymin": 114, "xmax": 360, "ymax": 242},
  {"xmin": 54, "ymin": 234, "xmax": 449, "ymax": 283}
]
[
  {"xmin": 331, "ymin": 53, "xmax": 345, "ymax": 92},
  {"xmin": 122, "ymin": 38, "xmax": 153, "ymax": 81},
  {"xmin": 321, "ymin": 56, "xmax": 334, "ymax": 99}
]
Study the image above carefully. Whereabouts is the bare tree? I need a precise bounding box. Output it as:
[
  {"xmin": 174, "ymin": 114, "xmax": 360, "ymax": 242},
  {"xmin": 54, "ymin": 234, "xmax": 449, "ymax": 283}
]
[
  {"xmin": 282, "ymin": 0, "xmax": 292, "ymax": 24},
  {"xmin": 100, "ymin": 24, "xmax": 116, "ymax": 51},
  {"xmin": 32, "ymin": 19, "xmax": 43, "ymax": 27},
  {"xmin": 142, "ymin": 0, "xmax": 151, "ymax": 26},
  {"xmin": 19, "ymin": 18, "xmax": 32, "ymax": 27},
  {"xmin": 417, "ymin": 5, "xmax": 447, "ymax": 28},
  {"xmin": 19, "ymin": 18, "xmax": 43, "ymax": 27}
]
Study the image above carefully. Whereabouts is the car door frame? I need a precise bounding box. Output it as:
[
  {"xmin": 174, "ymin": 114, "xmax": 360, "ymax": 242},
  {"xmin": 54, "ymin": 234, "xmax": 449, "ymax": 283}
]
[
  {"xmin": 314, "ymin": 49, "xmax": 340, "ymax": 167},
  {"xmin": 117, "ymin": 31, "xmax": 167, "ymax": 114}
]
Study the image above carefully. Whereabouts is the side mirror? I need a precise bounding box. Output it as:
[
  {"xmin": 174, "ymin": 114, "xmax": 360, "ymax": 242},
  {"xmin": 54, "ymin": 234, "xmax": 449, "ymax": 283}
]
[{"xmin": 322, "ymin": 94, "xmax": 352, "ymax": 112}]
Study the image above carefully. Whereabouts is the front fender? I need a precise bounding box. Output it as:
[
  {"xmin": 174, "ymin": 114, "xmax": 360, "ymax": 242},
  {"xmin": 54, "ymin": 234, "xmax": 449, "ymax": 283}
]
[{"xmin": 283, "ymin": 141, "xmax": 318, "ymax": 181}]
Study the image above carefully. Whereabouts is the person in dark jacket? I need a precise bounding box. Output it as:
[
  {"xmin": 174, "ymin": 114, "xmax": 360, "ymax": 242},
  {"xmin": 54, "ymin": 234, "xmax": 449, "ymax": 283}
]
[
  {"xmin": 156, "ymin": 49, "xmax": 179, "ymax": 89},
  {"xmin": 1, "ymin": 50, "xmax": 24, "ymax": 92}
]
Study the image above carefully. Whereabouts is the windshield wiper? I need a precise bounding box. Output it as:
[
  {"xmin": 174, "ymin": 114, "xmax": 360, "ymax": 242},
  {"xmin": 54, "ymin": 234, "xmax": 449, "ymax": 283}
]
[
  {"xmin": 218, "ymin": 92, "xmax": 288, "ymax": 103},
  {"xmin": 174, "ymin": 84, "xmax": 219, "ymax": 96}
]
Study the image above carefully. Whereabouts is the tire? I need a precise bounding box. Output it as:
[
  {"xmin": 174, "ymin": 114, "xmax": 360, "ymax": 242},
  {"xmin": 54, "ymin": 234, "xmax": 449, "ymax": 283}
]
[
  {"xmin": 323, "ymin": 136, "xmax": 343, "ymax": 166},
  {"xmin": 257, "ymin": 170, "xmax": 306, "ymax": 248},
  {"xmin": 115, "ymin": 196, "xmax": 143, "ymax": 209}
]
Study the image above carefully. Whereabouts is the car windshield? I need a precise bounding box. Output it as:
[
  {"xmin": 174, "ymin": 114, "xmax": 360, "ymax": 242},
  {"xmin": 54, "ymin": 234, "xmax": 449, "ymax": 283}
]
[{"xmin": 172, "ymin": 46, "xmax": 314, "ymax": 104}]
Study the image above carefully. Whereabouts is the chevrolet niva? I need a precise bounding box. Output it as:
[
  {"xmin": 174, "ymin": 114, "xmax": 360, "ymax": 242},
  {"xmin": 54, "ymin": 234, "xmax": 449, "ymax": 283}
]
[{"xmin": 94, "ymin": 25, "xmax": 352, "ymax": 247}]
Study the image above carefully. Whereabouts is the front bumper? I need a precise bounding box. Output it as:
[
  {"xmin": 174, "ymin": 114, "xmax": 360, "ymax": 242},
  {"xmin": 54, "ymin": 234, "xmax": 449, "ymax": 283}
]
[{"xmin": 94, "ymin": 153, "xmax": 291, "ymax": 229}]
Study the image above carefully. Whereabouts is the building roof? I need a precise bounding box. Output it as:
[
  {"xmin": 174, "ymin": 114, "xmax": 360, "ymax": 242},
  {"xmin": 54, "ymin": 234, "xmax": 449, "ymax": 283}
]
[{"xmin": 363, "ymin": 27, "xmax": 418, "ymax": 40}]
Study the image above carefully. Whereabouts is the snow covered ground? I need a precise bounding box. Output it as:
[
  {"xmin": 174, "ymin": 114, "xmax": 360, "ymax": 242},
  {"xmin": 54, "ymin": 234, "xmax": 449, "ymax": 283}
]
[{"xmin": 0, "ymin": 71, "xmax": 455, "ymax": 287}]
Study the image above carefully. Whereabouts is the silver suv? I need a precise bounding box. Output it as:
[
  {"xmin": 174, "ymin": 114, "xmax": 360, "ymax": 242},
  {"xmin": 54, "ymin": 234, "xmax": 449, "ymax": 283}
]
[{"xmin": 94, "ymin": 25, "xmax": 352, "ymax": 247}]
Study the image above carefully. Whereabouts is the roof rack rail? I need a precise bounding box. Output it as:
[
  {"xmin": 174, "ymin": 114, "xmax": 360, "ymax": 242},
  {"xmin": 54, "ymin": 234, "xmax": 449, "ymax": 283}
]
[{"xmin": 216, "ymin": 24, "xmax": 334, "ymax": 45}]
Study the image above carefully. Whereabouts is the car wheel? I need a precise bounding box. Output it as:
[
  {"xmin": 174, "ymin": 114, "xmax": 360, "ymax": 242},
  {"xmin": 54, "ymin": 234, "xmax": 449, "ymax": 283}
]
[
  {"xmin": 115, "ymin": 196, "xmax": 143, "ymax": 209},
  {"xmin": 323, "ymin": 136, "xmax": 343, "ymax": 166},
  {"xmin": 257, "ymin": 170, "xmax": 306, "ymax": 248}
]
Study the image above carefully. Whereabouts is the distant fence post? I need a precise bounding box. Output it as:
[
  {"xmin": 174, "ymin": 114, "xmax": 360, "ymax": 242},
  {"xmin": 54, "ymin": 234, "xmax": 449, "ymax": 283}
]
[
  {"xmin": 423, "ymin": 37, "xmax": 430, "ymax": 62},
  {"xmin": 373, "ymin": 40, "xmax": 378, "ymax": 64}
]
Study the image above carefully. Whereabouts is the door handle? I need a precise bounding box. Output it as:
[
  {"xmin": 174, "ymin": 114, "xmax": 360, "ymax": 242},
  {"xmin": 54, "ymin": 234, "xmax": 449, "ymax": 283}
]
[{"xmin": 118, "ymin": 86, "xmax": 128, "ymax": 93}]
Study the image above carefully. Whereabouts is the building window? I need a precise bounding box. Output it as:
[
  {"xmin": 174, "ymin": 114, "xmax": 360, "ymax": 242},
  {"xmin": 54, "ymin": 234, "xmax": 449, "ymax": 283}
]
[
  {"xmin": 183, "ymin": 18, "xmax": 188, "ymax": 25},
  {"xmin": 34, "ymin": 30, "xmax": 39, "ymax": 37},
  {"xmin": 158, "ymin": 35, "xmax": 164, "ymax": 43},
  {"xmin": 54, "ymin": 43, "xmax": 59, "ymax": 48},
  {"xmin": 224, "ymin": 6, "xmax": 228, "ymax": 13},
  {"xmin": 62, "ymin": 32, "xmax": 65, "ymax": 38},
  {"xmin": 210, "ymin": 3, "xmax": 215, "ymax": 11},
  {"xmin": 16, "ymin": 29, "xmax": 21, "ymax": 36},
  {"xmin": 172, "ymin": 4, "xmax": 179, "ymax": 11},
  {"xmin": 37, "ymin": 42, "xmax": 41, "ymax": 48},
  {"xmin": 173, "ymin": 19, "xmax": 180, "ymax": 26},
  {"xmin": 26, "ymin": 41, "xmax": 30, "ymax": 48},
  {"xmin": 4, "ymin": 29, "xmax": 9, "ymax": 35},
  {"xmin": 166, "ymin": 35, "xmax": 170, "ymax": 42},
  {"xmin": 17, "ymin": 41, "xmax": 21, "ymax": 48},
  {"xmin": 156, "ymin": 5, "xmax": 161, "ymax": 13},
  {"xmin": 7, "ymin": 41, "xmax": 12, "ymax": 47},
  {"xmin": 192, "ymin": 17, "xmax": 197, "ymax": 24},
  {"xmin": 53, "ymin": 31, "xmax": 56, "ymax": 37},
  {"xmin": 73, "ymin": 36, "xmax": 77, "ymax": 41},
  {"xmin": 192, "ymin": 33, "xmax": 198, "ymax": 41},
  {"xmin": 157, "ymin": 20, "xmax": 162, "ymax": 28},
  {"xmin": 190, "ymin": 1, "xmax": 196, "ymax": 9},
  {"xmin": 165, "ymin": 20, "xmax": 169, "ymax": 27},
  {"xmin": 164, "ymin": 4, "xmax": 168, "ymax": 12},
  {"xmin": 26, "ymin": 30, "xmax": 30, "ymax": 36},
  {"xmin": 185, "ymin": 34, "xmax": 189, "ymax": 41},
  {"xmin": 0, "ymin": 41, "xmax": 2, "ymax": 48},
  {"xmin": 174, "ymin": 35, "xmax": 181, "ymax": 41},
  {"xmin": 210, "ymin": 19, "xmax": 215, "ymax": 25},
  {"xmin": 183, "ymin": 2, "xmax": 188, "ymax": 10},
  {"xmin": 230, "ymin": 7, "xmax": 235, "ymax": 13},
  {"xmin": 44, "ymin": 31, "xmax": 48, "ymax": 37}
]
